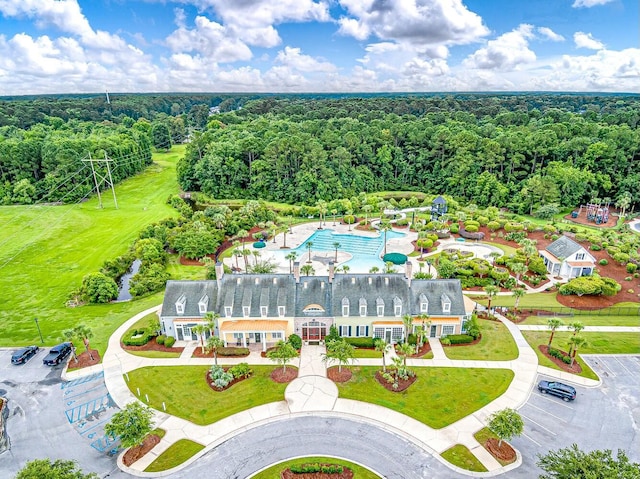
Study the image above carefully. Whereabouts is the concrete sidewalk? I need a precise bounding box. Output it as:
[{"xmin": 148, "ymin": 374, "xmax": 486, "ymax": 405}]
[{"xmin": 518, "ymin": 325, "xmax": 640, "ymax": 332}]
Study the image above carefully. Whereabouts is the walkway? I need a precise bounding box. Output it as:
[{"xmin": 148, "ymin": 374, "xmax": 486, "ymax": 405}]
[{"xmin": 65, "ymin": 305, "xmax": 603, "ymax": 477}]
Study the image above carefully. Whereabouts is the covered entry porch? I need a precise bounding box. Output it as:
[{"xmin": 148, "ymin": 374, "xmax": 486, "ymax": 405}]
[{"xmin": 219, "ymin": 320, "xmax": 288, "ymax": 352}]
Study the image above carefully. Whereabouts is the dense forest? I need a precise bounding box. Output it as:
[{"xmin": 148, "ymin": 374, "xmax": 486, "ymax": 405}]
[{"xmin": 178, "ymin": 95, "xmax": 640, "ymax": 213}]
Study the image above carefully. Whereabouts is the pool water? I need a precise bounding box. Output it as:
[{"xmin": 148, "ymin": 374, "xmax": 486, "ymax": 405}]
[{"xmin": 292, "ymin": 228, "xmax": 406, "ymax": 272}]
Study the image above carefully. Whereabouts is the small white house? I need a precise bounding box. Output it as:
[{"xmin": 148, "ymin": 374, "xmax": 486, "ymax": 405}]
[{"xmin": 539, "ymin": 235, "xmax": 596, "ymax": 280}]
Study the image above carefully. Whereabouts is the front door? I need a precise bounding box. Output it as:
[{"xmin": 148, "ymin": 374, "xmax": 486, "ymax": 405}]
[
  {"xmin": 430, "ymin": 325, "xmax": 437, "ymax": 338},
  {"xmin": 255, "ymin": 332, "xmax": 262, "ymax": 343},
  {"xmin": 384, "ymin": 329, "xmax": 392, "ymax": 343}
]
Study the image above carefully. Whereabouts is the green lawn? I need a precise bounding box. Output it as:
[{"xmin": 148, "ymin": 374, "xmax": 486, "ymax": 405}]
[
  {"xmin": 353, "ymin": 348, "xmax": 380, "ymax": 359},
  {"xmin": 520, "ymin": 314, "xmax": 640, "ymax": 327},
  {"xmin": 474, "ymin": 428, "xmax": 515, "ymax": 466},
  {"xmin": 252, "ymin": 457, "xmax": 381, "ymax": 479},
  {"xmin": 144, "ymin": 439, "xmax": 204, "ymax": 472},
  {"xmin": 441, "ymin": 445, "xmax": 487, "ymax": 472},
  {"xmin": 336, "ymin": 367, "xmax": 514, "ymax": 429},
  {"xmin": 522, "ymin": 331, "xmax": 640, "ymax": 380},
  {"xmin": 0, "ymin": 146, "xmax": 183, "ymax": 353},
  {"xmin": 125, "ymin": 365, "xmax": 290, "ymax": 425},
  {"xmin": 166, "ymin": 254, "xmax": 207, "ymax": 280},
  {"xmin": 480, "ymin": 292, "xmax": 562, "ymax": 309},
  {"xmin": 483, "ymin": 241, "xmax": 518, "ymax": 257},
  {"xmin": 126, "ymin": 350, "xmax": 182, "ymax": 359},
  {"xmin": 443, "ymin": 319, "xmax": 518, "ymax": 361}
]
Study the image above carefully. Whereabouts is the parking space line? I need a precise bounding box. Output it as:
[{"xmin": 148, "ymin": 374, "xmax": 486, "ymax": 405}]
[
  {"xmin": 536, "ymin": 394, "xmax": 575, "ymax": 410},
  {"xmin": 524, "ymin": 402, "xmax": 568, "ymax": 422},
  {"xmin": 65, "ymin": 394, "xmax": 112, "ymax": 423},
  {"xmin": 61, "ymin": 371, "xmax": 104, "ymax": 389},
  {"xmin": 522, "ymin": 432, "xmax": 542, "ymax": 447},
  {"xmin": 614, "ymin": 357, "xmax": 632, "ymax": 374},
  {"xmin": 594, "ymin": 357, "xmax": 617, "ymax": 377},
  {"xmin": 521, "ymin": 414, "xmax": 557, "ymax": 436}
]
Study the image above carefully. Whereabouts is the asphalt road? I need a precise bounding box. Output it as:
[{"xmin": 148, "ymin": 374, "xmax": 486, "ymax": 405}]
[{"xmin": 1, "ymin": 349, "xmax": 638, "ymax": 479}]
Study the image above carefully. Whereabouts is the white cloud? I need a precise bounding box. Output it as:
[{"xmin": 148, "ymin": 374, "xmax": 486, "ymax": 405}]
[
  {"xmin": 403, "ymin": 57, "xmax": 449, "ymax": 77},
  {"xmin": 275, "ymin": 47, "xmax": 336, "ymax": 73},
  {"xmin": 463, "ymin": 24, "xmax": 536, "ymax": 70},
  {"xmin": 537, "ymin": 27, "xmax": 564, "ymax": 42},
  {"xmin": 574, "ymin": 31, "xmax": 605, "ymax": 50},
  {"xmin": 337, "ymin": 0, "xmax": 489, "ymax": 47},
  {"xmin": 572, "ymin": 0, "xmax": 614, "ymax": 8}
]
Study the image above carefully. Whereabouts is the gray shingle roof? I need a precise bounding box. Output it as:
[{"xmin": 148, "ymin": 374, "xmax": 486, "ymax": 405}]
[
  {"xmin": 161, "ymin": 280, "xmax": 217, "ymax": 318},
  {"xmin": 217, "ymin": 274, "xmax": 296, "ymax": 318},
  {"xmin": 546, "ymin": 235, "xmax": 583, "ymax": 259}
]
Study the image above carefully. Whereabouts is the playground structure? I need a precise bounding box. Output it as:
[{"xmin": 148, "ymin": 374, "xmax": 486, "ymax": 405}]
[
  {"xmin": 573, "ymin": 201, "xmax": 610, "ymax": 225},
  {"xmin": 431, "ymin": 195, "xmax": 447, "ymax": 221}
]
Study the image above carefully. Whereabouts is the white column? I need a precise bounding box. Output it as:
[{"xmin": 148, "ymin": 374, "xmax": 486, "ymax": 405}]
[
  {"xmin": 262, "ymin": 331, "xmax": 267, "ymax": 352},
  {"xmin": 242, "ymin": 333, "xmax": 247, "ymax": 348}
]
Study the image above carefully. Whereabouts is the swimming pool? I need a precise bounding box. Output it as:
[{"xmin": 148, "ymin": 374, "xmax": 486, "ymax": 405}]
[{"xmin": 289, "ymin": 228, "xmax": 406, "ymax": 272}]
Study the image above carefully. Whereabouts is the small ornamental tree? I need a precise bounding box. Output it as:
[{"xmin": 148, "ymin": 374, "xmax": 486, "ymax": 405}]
[
  {"xmin": 537, "ymin": 444, "xmax": 640, "ymax": 478},
  {"xmin": 80, "ymin": 272, "xmax": 118, "ymax": 304},
  {"xmin": 14, "ymin": 459, "xmax": 98, "ymax": 479},
  {"xmin": 267, "ymin": 340, "xmax": 298, "ymax": 373},
  {"xmin": 374, "ymin": 338, "xmax": 391, "ymax": 372},
  {"xmin": 547, "ymin": 318, "xmax": 564, "ymax": 347},
  {"xmin": 105, "ymin": 402, "xmax": 154, "ymax": 449},
  {"xmin": 322, "ymin": 339, "xmax": 355, "ymax": 373},
  {"xmin": 193, "ymin": 324, "xmax": 209, "ymax": 354},
  {"xmin": 488, "ymin": 408, "xmax": 524, "ymax": 448},
  {"xmin": 206, "ymin": 336, "xmax": 224, "ymax": 366}
]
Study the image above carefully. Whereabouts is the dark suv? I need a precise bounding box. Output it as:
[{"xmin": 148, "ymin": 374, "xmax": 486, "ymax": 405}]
[
  {"xmin": 538, "ymin": 380, "xmax": 576, "ymax": 401},
  {"xmin": 43, "ymin": 342, "xmax": 73, "ymax": 366},
  {"xmin": 11, "ymin": 345, "xmax": 39, "ymax": 365}
]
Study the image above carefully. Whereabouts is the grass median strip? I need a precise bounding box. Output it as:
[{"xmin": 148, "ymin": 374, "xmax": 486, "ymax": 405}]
[
  {"xmin": 125, "ymin": 365, "xmax": 289, "ymax": 425},
  {"xmin": 443, "ymin": 319, "xmax": 518, "ymax": 361},
  {"xmin": 252, "ymin": 456, "xmax": 381, "ymax": 479},
  {"xmin": 336, "ymin": 366, "xmax": 514, "ymax": 429},
  {"xmin": 144, "ymin": 439, "xmax": 204, "ymax": 472},
  {"xmin": 441, "ymin": 444, "xmax": 487, "ymax": 472}
]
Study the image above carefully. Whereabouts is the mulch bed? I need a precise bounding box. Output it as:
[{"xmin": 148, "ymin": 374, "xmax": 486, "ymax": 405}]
[
  {"xmin": 205, "ymin": 368, "xmax": 250, "ymax": 392},
  {"xmin": 563, "ymin": 209, "xmax": 618, "ymax": 228},
  {"xmin": 271, "ymin": 367, "xmax": 299, "ymax": 383},
  {"xmin": 122, "ymin": 433, "xmax": 161, "ymax": 466},
  {"xmin": 281, "ymin": 465, "xmax": 354, "ymax": 479},
  {"xmin": 67, "ymin": 349, "xmax": 101, "ymax": 370},
  {"xmin": 538, "ymin": 345, "xmax": 582, "ymax": 374},
  {"xmin": 485, "ymin": 438, "xmax": 516, "ymax": 463},
  {"xmin": 179, "ymin": 253, "xmax": 215, "ymax": 266},
  {"xmin": 327, "ymin": 366, "xmax": 353, "ymax": 383},
  {"xmin": 374, "ymin": 370, "xmax": 417, "ymax": 392},
  {"xmin": 192, "ymin": 348, "xmax": 250, "ymax": 358},
  {"xmin": 121, "ymin": 337, "xmax": 184, "ymax": 354}
]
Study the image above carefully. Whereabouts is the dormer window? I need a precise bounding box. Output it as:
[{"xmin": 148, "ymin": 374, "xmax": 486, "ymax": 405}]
[
  {"xmin": 376, "ymin": 297, "xmax": 384, "ymax": 317},
  {"xmin": 243, "ymin": 306, "xmax": 250, "ymax": 317},
  {"xmin": 419, "ymin": 294, "xmax": 428, "ymax": 313},
  {"xmin": 393, "ymin": 296, "xmax": 402, "ymax": 317},
  {"xmin": 260, "ymin": 306, "xmax": 268, "ymax": 317},
  {"xmin": 359, "ymin": 298, "xmax": 367, "ymax": 317},
  {"xmin": 224, "ymin": 306, "xmax": 232, "ymax": 318},
  {"xmin": 278, "ymin": 306, "xmax": 286, "ymax": 317},
  {"xmin": 198, "ymin": 294, "xmax": 208, "ymax": 315},
  {"xmin": 175, "ymin": 294, "xmax": 186, "ymax": 315},
  {"xmin": 441, "ymin": 293, "xmax": 451, "ymax": 313},
  {"xmin": 342, "ymin": 297, "xmax": 350, "ymax": 317}
]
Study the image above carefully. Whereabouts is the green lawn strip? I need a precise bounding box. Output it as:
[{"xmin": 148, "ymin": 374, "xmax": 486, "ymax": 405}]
[
  {"xmin": 251, "ymin": 456, "xmax": 381, "ymax": 479},
  {"xmin": 521, "ymin": 331, "xmax": 640, "ymax": 380},
  {"xmin": 125, "ymin": 350, "xmax": 182, "ymax": 359},
  {"xmin": 479, "ymin": 292, "xmax": 562, "ymax": 309},
  {"xmin": 166, "ymin": 254, "xmax": 207, "ymax": 280},
  {"xmin": 124, "ymin": 312, "xmax": 159, "ymax": 336},
  {"xmin": 125, "ymin": 365, "xmax": 289, "ymax": 425},
  {"xmin": 144, "ymin": 439, "xmax": 204, "ymax": 473},
  {"xmin": 421, "ymin": 351, "xmax": 434, "ymax": 359},
  {"xmin": 151, "ymin": 428, "xmax": 166, "ymax": 439},
  {"xmin": 0, "ymin": 146, "xmax": 183, "ymax": 351},
  {"xmin": 441, "ymin": 444, "xmax": 488, "ymax": 472},
  {"xmin": 336, "ymin": 367, "xmax": 514, "ymax": 429},
  {"xmin": 520, "ymin": 314, "xmax": 640, "ymax": 327},
  {"xmin": 443, "ymin": 319, "xmax": 518, "ymax": 361},
  {"xmin": 353, "ymin": 349, "xmax": 380, "ymax": 359},
  {"xmin": 473, "ymin": 428, "xmax": 515, "ymax": 467},
  {"xmin": 483, "ymin": 241, "xmax": 518, "ymax": 256}
]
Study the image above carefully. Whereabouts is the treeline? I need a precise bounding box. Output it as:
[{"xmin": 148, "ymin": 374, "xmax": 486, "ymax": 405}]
[
  {"xmin": 0, "ymin": 120, "xmax": 152, "ymax": 204},
  {"xmin": 178, "ymin": 95, "xmax": 640, "ymax": 212}
]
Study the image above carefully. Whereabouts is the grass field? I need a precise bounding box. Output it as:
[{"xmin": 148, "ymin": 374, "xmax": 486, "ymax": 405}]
[
  {"xmin": 144, "ymin": 439, "xmax": 204, "ymax": 472},
  {"xmin": 519, "ymin": 313, "xmax": 640, "ymax": 327},
  {"xmin": 252, "ymin": 457, "xmax": 381, "ymax": 479},
  {"xmin": 443, "ymin": 319, "xmax": 518, "ymax": 361},
  {"xmin": 441, "ymin": 444, "xmax": 487, "ymax": 472},
  {"xmin": 0, "ymin": 147, "xmax": 183, "ymax": 353},
  {"xmin": 353, "ymin": 348, "xmax": 380, "ymax": 359},
  {"xmin": 125, "ymin": 365, "xmax": 289, "ymax": 425},
  {"xmin": 336, "ymin": 366, "xmax": 514, "ymax": 429}
]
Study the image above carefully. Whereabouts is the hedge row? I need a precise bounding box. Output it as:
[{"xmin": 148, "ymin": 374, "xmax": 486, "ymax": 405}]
[
  {"xmin": 218, "ymin": 347, "xmax": 250, "ymax": 356},
  {"xmin": 444, "ymin": 334, "xmax": 474, "ymax": 344},
  {"xmin": 345, "ymin": 337, "xmax": 375, "ymax": 348},
  {"xmin": 290, "ymin": 463, "xmax": 344, "ymax": 474},
  {"xmin": 548, "ymin": 347, "xmax": 572, "ymax": 364},
  {"xmin": 122, "ymin": 328, "xmax": 154, "ymax": 346}
]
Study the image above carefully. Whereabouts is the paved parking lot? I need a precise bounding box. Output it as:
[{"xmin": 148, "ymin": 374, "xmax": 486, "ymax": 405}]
[
  {"xmin": 509, "ymin": 355, "xmax": 640, "ymax": 478},
  {"xmin": 0, "ymin": 348, "xmax": 121, "ymax": 478}
]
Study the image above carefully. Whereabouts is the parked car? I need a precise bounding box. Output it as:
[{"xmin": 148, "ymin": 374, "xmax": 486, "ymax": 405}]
[
  {"xmin": 538, "ymin": 380, "xmax": 576, "ymax": 401},
  {"xmin": 11, "ymin": 345, "xmax": 39, "ymax": 365},
  {"xmin": 43, "ymin": 342, "xmax": 73, "ymax": 366}
]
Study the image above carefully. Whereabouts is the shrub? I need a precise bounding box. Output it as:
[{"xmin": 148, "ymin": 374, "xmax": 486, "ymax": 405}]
[
  {"xmin": 156, "ymin": 334, "xmax": 166, "ymax": 345},
  {"xmin": 449, "ymin": 223, "xmax": 459, "ymax": 233},
  {"xmin": 487, "ymin": 221, "xmax": 500, "ymax": 232},
  {"xmin": 287, "ymin": 333, "xmax": 302, "ymax": 350},
  {"xmin": 290, "ymin": 463, "xmax": 344, "ymax": 475},
  {"xmin": 446, "ymin": 334, "xmax": 474, "ymax": 344},
  {"xmin": 440, "ymin": 337, "xmax": 451, "ymax": 345},
  {"xmin": 209, "ymin": 365, "xmax": 233, "ymax": 388},
  {"xmin": 599, "ymin": 259, "xmax": 609, "ymax": 266},
  {"xmin": 464, "ymin": 224, "xmax": 479, "ymax": 233},
  {"xmin": 528, "ymin": 257, "xmax": 548, "ymax": 276},
  {"xmin": 396, "ymin": 218, "xmax": 408, "ymax": 226},
  {"xmin": 345, "ymin": 337, "xmax": 375, "ymax": 348},
  {"xmin": 614, "ymin": 253, "xmax": 630, "ymax": 265},
  {"xmin": 562, "ymin": 355, "xmax": 572, "ymax": 364},
  {"xmin": 123, "ymin": 328, "xmax": 153, "ymax": 346},
  {"xmin": 504, "ymin": 231, "xmax": 527, "ymax": 242},
  {"xmin": 164, "ymin": 336, "xmax": 176, "ymax": 347},
  {"xmin": 229, "ymin": 362, "xmax": 252, "ymax": 379},
  {"xmin": 463, "ymin": 316, "xmax": 481, "ymax": 340},
  {"xmin": 218, "ymin": 347, "xmax": 250, "ymax": 356},
  {"xmin": 590, "ymin": 244, "xmax": 602, "ymax": 251},
  {"xmin": 559, "ymin": 275, "xmax": 621, "ymax": 297},
  {"xmin": 626, "ymin": 263, "xmax": 638, "ymax": 274},
  {"xmin": 407, "ymin": 334, "xmax": 418, "ymax": 346},
  {"xmin": 80, "ymin": 272, "xmax": 119, "ymax": 304}
]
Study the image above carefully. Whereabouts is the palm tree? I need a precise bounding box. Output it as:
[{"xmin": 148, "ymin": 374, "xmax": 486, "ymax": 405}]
[
  {"xmin": 316, "ymin": 200, "xmax": 328, "ymax": 228},
  {"xmin": 300, "ymin": 264, "xmax": 315, "ymax": 276},
  {"xmin": 512, "ymin": 287, "xmax": 526, "ymax": 312},
  {"xmin": 511, "ymin": 262, "xmax": 528, "ymax": 283},
  {"xmin": 379, "ymin": 220, "xmax": 392, "ymax": 255},
  {"xmin": 267, "ymin": 340, "xmax": 298, "ymax": 373},
  {"xmin": 547, "ymin": 318, "xmax": 564, "ymax": 347},
  {"xmin": 232, "ymin": 248, "xmax": 242, "ymax": 270},
  {"xmin": 242, "ymin": 249, "xmax": 251, "ymax": 271},
  {"xmin": 568, "ymin": 336, "xmax": 587, "ymax": 366},
  {"xmin": 416, "ymin": 314, "xmax": 431, "ymax": 353},
  {"xmin": 206, "ymin": 336, "xmax": 224, "ymax": 366},
  {"xmin": 346, "ymin": 210, "xmax": 354, "ymax": 231},
  {"xmin": 74, "ymin": 324, "xmax": 94, "ymax": 360},
  {"xmin": 331, "ymin": 208, "xmax": 338, "ymax": 226},
  {"xmin": 237, "ymin": 229, "xmax": 249, "ymax": 269},
  {"xmin": 341, "ymin": 265, "xmax": 350, "ymax": 274},
  {"xmin": 484, "ymin": 285, "xmax": 499, "ymax": 314},
  {"xmin": 369, "ymin": 266, "xmax": 380, "ymax": 274},
  {"xmin": 285, "ymin": 251, "xmax": 298, "ymax": 274},
  {"xmin": 333, "ymin": 242, "xmax": 341, "ymax": 262},
  {"xmin": 62, "ymin": 328, "xmax": 78, "ymax": 363},
  {"xmin": 322, "ymin": 339, "xmax": 355, "ymax": 373},
  {"xmin": 567, "ymin": 321, "xmax": 584, "ymax": 356},
  {"xmin": 193, "ymin": 324, "xmax": 209, "ymax": 354},
  {"xmin": 204, "ymin": 312, "xmax": 219, "ymax": 337},
  {"xmin": 518, "ymin": 238, "xmax": 538, "ymax": 265},
  {"xmin": 396, "ymin": 342, "xmax": 414, "ymax": 369},
  {"xmin": 252, "ymin": 249, "xmax": 261, "ymax": 266},
  {"xmin": 306, "ymin": 241, "xmax": 313, "ymax": 263},
  {"xmin": 362, "ymin": 204, "xmax": 373, "ymax": 225},
  {"xmin": 374, "ymin": 338, "xmax": 391, "ymax": 372},
  {"xmin": 402, "ymin": 314, "xmax": 414, "ymax": 343}
]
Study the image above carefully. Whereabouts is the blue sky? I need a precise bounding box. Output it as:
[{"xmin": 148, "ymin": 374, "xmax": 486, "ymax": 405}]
[{"xmin": 0, "ymin": 0, "xmax": 638, "ymax": 95}]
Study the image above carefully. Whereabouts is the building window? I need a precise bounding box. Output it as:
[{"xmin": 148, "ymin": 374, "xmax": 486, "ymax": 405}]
[
  {"xmin": 420, "ymin": 294, "xmax": 429, "ymax": 313},
  {"xmin": 442, "ymin": 325, "xmax": 455, "ymax": 336},
  {"xmin": 576, "ymin": 253, "xmax": 585, "ymax": 260},
  {"xmin": 260, "ymin": 306, "xmax": 268, "ymax": 317},
  {"xmin": 359, "ymin": 305, "xmax": 367, "ymax": 316},
  {"xmin": 272, "ymin": 332, "xmax": 283, "ymax": 340},
  {"xmin": 175, "ymin": 294, "xmax": 186, "ymax": 315},
  {"xmin": 243, "ymin": 306, "xmax": 250, "ymax": 317},
  {"xmin": 342, "ymin": 298, "xmax": 349, "ymax": 317},
  {"xmin": 340, "ymin": 325, "xmax": 351, "ymax": 337},
  {"xmin": 357, "ymin": 325, "xmax": 367, "ymax": 337},
  {"xmin": 443, "ymin": 301, "xmax": 451, "ymax": 313},
  {"xmin": 278, "ymin": 306, "xmax": 285, "ymax": 317},
  {"xmin": 224, "ymin": 306, "xmax": 232, "ymax": 318},
  {"xmin": 233, "ymin": 333, "xmax": 243, "ymax": 339},
  {"xmin": 391, "ymin": 327, "xmax": 403, "ymax": 341},
  {"xmin": 376, "ymin": 297, "xmax": 384, "ymax": 317},
  {"xmin": 373, "ymin": 328, "xmax": 385, "ymax": 339},
  {"xmin": 393, "ymin": 297, "xmax": 402, "ymax": 317}
]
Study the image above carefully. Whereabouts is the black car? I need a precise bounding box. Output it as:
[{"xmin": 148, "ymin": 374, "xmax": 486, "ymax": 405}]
[
  {"xmin": 538, "ymin": 380, "xmax": 576, "ymax": 401},
  {"xmin": 43, "ymin": 342, "xmax": 73, "ymax": 366},
  {"xmin": 11, "ymin": 345, "xmax": 39, "ymax": 365}
]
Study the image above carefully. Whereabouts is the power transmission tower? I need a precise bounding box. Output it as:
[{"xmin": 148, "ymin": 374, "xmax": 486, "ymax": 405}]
[{"xmin": 82, "ymin": 152, "xmax": 118, "ymax": 209}]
